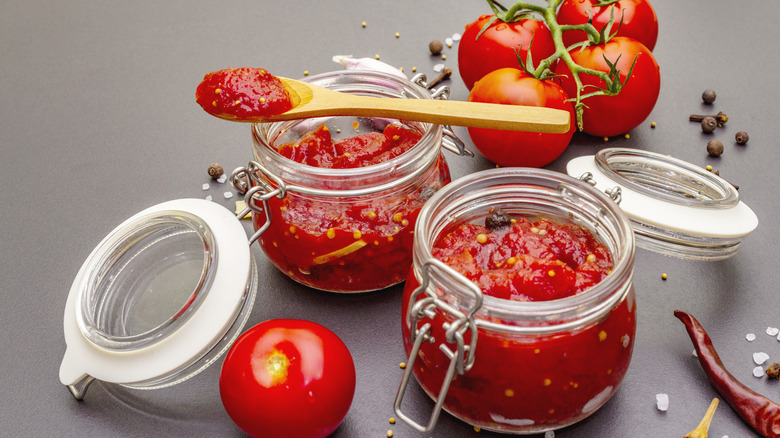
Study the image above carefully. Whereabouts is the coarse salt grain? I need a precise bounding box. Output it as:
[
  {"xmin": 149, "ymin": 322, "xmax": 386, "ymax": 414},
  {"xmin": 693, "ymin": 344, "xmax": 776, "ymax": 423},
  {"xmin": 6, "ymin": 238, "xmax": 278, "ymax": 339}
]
[
  {"xmin": 754, "ymin": 366, "xmax": 765, "ymax": 378},
  {"xmin": 433, "ymin": 63, "xmax": 445, "ymax": 73},
  {"xmin": 545, "ymin": 431, "xmax": 555, "ymax": 438},
  {"xmin": 768, "ymin": 327, "xmax": 780, "ymax": 336},
  {"xmin": 692, "ymin": 349, "xmax": 698, "ymax": 358},
  {"xmin": 445, "ymin": 37, "xmax": 454, "ymax": 47},
  {"xmin": 452, "ymin": 32, "xmax": 462, "ymax": 41},
  {"xmin": 217, "ymin": 174, "xmax": 227, "ymax": 184},
  {"xmin": 754, "ymin": 352, "xmax": 770, "ymax": 365},
  {"xmin": 205, "ymin": 195, "xmax": 213, "ymax": 201},
  {"xmin": 656, "ymin": 393, "xmax": 669, "ymax": 411},
  {"xmin": 746, "ymin": 333, "xmax": 757, "ymax": 342},
  {"xmin": 202, "ymin": 183, "xmax": 210, "ymax": 190},
  {"xmin": 223, "ymin": 191, "xmax": 234, "ymax": 199}
]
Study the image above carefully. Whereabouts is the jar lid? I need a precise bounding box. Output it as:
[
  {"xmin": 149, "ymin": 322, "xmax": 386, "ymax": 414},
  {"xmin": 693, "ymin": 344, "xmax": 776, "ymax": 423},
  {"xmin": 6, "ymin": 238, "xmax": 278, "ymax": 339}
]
[
  {"xmin": 567, "ymin": 148, "xmax": 758, "ymax": 260},
  {"xmin": 59, "ymin": 199, "xmax": 257, "ymax": 399}
]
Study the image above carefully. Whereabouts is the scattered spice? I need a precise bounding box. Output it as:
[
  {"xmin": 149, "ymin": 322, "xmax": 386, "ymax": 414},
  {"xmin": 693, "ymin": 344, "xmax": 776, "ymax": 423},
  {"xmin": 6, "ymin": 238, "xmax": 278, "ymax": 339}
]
[
  {"xmin": 361, "ymin": 21, "xmax": 366, "ymax": 28},
  {"xmin": 690, "ymin": 112, "xmax": 728, "ymax": 127},
  {"xmin": 207, "ymin": 162, "xmax": 224, "ymax": 179},
  {"xmin": 736, "ymin": 131, "xmax": 750, "ymax": 145},
  {"xmin": 767, "ymin": 362, "xmax": 780, "ymax": 380},
  {"xmin": 426, "ymin": 67, "xmax": 452, "ymax": 89},
  {"xmin": 662, "ymin": 273, "xmax": 668, "ymax": 280},
  {"xmin": 484, "ymin": 208, "xmax": 512, "ymax": 231},
  {"xmin": 429, "ymin": 39, "xmax": 443, "ymax": 55},
  {"xmin": 651, "ymin": 121, "xmax": 657, "ymax": 128},
  {"xmin": 684, "ymin": 398, "xmax": 719, "ymax": 438},
  {"xmin": 706, "ymin": 140, "xmax": 724, "ymax": 157},
  {"xmin": 701, "ymin": 117, "xmax": 718, "ymax": 133},
  {"xmin": 702, "ymin": 89, "xmax": 717, "ymax": 104},
  {"xmin": 674, "ymin": 310, "xmax": 780, "ymax": 437}
]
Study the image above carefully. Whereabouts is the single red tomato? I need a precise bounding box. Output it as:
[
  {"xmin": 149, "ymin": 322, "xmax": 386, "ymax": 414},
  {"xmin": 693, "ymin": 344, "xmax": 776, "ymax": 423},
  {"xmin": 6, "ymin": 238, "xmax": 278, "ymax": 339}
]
[
  {"xmin": 556, "ymin": 0, "xmax": 658, "ymax": 51},
  {"xmin": 552, "ymin": 36, "xmax": 660, "ymax": 137},
  {"xmin": 219, "ymin": 319, "xmax": 356, "ymax": 438},
  {"xmin": 467, "ymin": 68, "xmax": 575, "ymax": 168},
  {"xmin": 458, "ymin": 15, "xmax": 556, "ymax": 90}
]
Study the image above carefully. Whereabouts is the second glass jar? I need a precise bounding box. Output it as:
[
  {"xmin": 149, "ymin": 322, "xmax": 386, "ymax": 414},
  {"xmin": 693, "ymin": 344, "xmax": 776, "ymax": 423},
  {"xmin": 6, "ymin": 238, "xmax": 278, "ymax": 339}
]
[{"xmin": 395, "ymin": 168, "xmax": 637, "ymax": 434}]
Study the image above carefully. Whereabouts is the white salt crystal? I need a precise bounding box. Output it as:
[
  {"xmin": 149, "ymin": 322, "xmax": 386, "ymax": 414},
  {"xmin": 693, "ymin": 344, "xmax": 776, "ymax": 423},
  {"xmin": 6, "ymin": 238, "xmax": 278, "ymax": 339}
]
[
  {"xmin": 223, "ymin": 191, "xmax": 234, "ymax": 199},
  {"xmin": 445, "ymin": 37, "xmax": 454, "ymax": 47},
  {"xmin": 217, "ymin": 174, "xmax": 227, "ymax": 184},
  {"xmin": 754, "ymin": 352, "xmax": 770, "ymax": 365},
  {"xmin": 746, "ymin": 333, "xmax": 757, "ymax": 342},
  {"xmin": 692, "ymin": 349, "xmax": 698, "ymax": 358},
  {"xmin": 202, "ymin": 183, "xmax": 210, "ymax": 191},
  {"xmin": 205, "ymin": 195, "xmax": 213, "ymax": 201},
  {"xmin": 656, "ymin": 393, "xmax": 669, "ymax": 411},
  {"xmin": 452, "ymin": 32, "xmax": 462, "ymax": 41},
  {"xmin": 433, "ymin": 63, "xmax": 445, "ymax": 73},
  {"xmin": 767, "ymin": 327, "xmax": 779, "ymax": 336},
  {"xmin": 544, "ymin": 431, "xmax": 555, "ymax": 438},
  {"xmin": 753, "ymin": 366, "xmax": 765, "ymax": 378}
]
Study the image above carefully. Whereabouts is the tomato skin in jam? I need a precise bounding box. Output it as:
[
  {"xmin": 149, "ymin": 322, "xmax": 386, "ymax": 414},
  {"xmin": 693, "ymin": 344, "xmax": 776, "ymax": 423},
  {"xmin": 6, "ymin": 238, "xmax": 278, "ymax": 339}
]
[
  {"xmin": 402, "ymin": 214, "xmax": 635, "ymax": 431},
  {"xmin": 196, "ymin": 67, "xmax": 293, "ymax": 120},
  {"xmin": 252, "ymin": 123, "xmax": 450, "ymax": 292}
]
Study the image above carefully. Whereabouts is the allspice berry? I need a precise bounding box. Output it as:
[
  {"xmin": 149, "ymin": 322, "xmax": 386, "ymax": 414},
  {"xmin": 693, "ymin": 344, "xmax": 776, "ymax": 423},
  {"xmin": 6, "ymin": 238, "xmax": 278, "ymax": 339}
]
[
  {"xmin": 735, "ymin": 130, "xmax": 749, "ymax": 145},
  {"xmin": 701, "ymin": 116, "xmax": 718, "ymax": 133},
  {"xmin": 208, "ymin": 162, "xmax": 224, "ymax": 179},
  {"xmin": 702, "ymin": 89, "xmax": 717, "ymax": 104},
  {"xmin": 706, "ymin": 139, "xmax": 724, "ymax": 157},
  {"xmin": 429, "ymin": 40, "xmax": 443, "ymax": 55}
]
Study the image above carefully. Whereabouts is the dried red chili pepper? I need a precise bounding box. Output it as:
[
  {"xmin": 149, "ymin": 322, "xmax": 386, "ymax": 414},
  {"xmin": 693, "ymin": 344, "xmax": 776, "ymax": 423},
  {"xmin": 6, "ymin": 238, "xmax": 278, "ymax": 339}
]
[{"xmin": 674, "ymin": 310, "xmax": 780, "ymax": 438}]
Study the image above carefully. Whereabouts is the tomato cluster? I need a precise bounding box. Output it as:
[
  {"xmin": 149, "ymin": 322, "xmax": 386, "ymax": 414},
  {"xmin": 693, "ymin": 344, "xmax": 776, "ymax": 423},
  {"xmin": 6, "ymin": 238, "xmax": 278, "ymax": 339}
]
[{"xmin": 458, "ymin": 0, "xmax": 660, "ymax": 166}]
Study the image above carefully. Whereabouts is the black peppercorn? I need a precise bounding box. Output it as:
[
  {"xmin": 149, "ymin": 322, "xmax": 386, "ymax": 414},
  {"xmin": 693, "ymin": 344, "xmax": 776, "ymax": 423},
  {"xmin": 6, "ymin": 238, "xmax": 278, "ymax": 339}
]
[
  {"xmin": 485, "ymin": 208, "xmax": 512, "ymax": 231},
  {"xmin": 706, "ymin": 139, "xmax": 724, "ymax": 157},
  {"xmin": 701, "ymin": 116, "xmax": 718, "ymax": 133},
  {"xmin": 702, "ymin": 89, "xmax": 717, "ymax": 104},
  {"xmin": 429, "ymin": 40, "xmax": 443, "ymax": 55},
  {"xmin": 735, "ymin": 131, "xmax": 749, "ymax": 145},
  {"xmin": 208, "ymin": 163, "xmax": 224, "ymax": 179}
]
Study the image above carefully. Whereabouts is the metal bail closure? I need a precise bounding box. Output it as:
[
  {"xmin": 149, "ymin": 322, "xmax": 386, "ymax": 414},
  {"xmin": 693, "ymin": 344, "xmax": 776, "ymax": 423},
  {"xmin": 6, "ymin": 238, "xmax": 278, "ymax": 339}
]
[
  {"xmin": 567, "ymin": 148, "xmax": 758, "ymax": 260},
  {"xmin": 394, "ymin": 259, "xmax": 483, "ymax": 433},
  {"xmin": 231, "ymin": 161, "xmax": 288, "ymax": 245}
]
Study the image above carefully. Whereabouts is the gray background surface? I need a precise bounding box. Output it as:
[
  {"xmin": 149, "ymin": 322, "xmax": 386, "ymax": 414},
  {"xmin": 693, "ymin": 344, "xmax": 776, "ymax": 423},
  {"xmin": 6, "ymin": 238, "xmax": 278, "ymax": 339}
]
[{"xmin": 2, "ymin": 0, "xmax": 779, "ymax": 436}]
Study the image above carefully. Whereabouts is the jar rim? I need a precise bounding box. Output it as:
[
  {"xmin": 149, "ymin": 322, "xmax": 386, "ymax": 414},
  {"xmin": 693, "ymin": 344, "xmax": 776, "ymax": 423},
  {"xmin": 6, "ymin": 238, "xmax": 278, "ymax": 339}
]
[
  {"xmin": 412, "ymin": 168, "xmax": 636, "ymax": 333},
  {"xmin": 250, "ymin": 70, "xmax": 444, "ymax": 194}
]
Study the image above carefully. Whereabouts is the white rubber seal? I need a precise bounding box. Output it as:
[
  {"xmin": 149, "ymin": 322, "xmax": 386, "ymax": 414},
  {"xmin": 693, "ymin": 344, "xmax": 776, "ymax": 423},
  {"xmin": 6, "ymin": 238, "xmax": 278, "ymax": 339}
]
[
  {"xmin": 60, "ymin": 199, "xmax": 250, "ymax": 386},
  {"xmin": 567, "ymin": 154, "xmax": 758, "ymax": 239}
]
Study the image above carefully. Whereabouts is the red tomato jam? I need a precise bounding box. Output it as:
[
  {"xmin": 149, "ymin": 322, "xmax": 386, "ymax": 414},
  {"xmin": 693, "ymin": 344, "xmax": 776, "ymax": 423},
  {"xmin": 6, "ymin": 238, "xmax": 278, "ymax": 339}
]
[
  {"xmin": 278, "ymin": 123, "xmax": 419, "ymax": 168},
  {"xmin": 402, "ymin": 212, "xmax": 635, "ymax": 432},
  {"xmin": 432, "ymin": 213, "xmax": 613, "ymax": 301},
  {"xmin": 253, "ymin": 123, "xmax": 450, "ymax": 292},
  {"xmin": 196, "ymin": 67, "xmax": 292, "ymax": 120}
]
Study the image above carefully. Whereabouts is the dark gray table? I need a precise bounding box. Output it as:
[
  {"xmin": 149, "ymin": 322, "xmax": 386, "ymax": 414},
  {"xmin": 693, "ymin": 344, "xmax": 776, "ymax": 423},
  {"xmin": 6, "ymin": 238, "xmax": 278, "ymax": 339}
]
[{"xmin": 3, "ymin": 1, "xmax": 779, "ymax": 436}]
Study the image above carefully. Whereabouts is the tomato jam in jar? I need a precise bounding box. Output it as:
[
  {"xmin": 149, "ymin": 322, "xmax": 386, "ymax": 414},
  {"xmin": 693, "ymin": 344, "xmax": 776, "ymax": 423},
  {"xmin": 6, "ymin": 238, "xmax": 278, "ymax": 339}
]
[
  {"xmin": 395, "ymin": 168, "xmax": 636, "ymax": 434},
  {"xmin": 233, "ymin": 70, "xmax": 462, "ymax": 293}
]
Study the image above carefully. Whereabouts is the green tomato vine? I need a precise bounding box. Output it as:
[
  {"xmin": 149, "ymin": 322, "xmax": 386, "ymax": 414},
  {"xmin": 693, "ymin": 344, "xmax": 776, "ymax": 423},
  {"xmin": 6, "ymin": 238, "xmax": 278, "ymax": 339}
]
[{"xmin": 485, "ymin": 0, "xmax": 637, "ymax": 130}]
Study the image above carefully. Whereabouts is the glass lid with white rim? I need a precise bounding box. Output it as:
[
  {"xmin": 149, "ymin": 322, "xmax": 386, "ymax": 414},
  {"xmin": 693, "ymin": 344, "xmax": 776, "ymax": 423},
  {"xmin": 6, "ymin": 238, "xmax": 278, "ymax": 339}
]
[
  {"xmin": 567, "ymin": 148, "xmax": 758, "ymax": 260},
  {"xmin": 59, "ymin": 198, "xmax": 257, "ymax": 400}
]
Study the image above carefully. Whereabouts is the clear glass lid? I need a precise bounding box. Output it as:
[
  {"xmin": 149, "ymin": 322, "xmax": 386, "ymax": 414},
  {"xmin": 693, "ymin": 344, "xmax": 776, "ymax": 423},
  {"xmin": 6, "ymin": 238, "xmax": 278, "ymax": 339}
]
[
  {"xmin": 567, "ymin": 148, "xmax": 758, "ymax": 260},
  {"xmin": 60, "ymin": 199, "xmax": 257, "ymax": 399}
]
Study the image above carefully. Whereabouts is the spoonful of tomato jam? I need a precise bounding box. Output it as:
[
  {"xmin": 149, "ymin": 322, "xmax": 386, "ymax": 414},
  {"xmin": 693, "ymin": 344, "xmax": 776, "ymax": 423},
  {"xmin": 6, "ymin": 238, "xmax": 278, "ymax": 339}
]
[{"xmin": 196, "ymin": 67, "xmax": 571, "ymax": 133}]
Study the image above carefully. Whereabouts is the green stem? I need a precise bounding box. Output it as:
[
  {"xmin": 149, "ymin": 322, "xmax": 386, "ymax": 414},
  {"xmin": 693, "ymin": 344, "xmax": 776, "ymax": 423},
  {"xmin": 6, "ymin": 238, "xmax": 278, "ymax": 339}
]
[{"xmin": 498, "ymin": 0, "xmax": 615, "ymax": 131}]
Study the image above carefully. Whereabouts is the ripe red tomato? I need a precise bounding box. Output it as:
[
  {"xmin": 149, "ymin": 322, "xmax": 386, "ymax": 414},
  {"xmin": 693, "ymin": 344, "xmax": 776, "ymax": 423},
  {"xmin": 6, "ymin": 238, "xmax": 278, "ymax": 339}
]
[
  {"xmin": 552, "ymin": 36, "xmax": 660, "ymax": 137},
  {"xmin": 458, "ymin": 15, "xmax": 556, "ymax": 90},
  {"xmin": 556, "ymin": 0, "xmax": 658, "ymax": 51},
  {"xmin": 219, "ymin": 319, "xmax": 356, "ymax": 438},
  {"xmin": 467, "ymin": 68, "xmax": 576, "ymax": 168}
]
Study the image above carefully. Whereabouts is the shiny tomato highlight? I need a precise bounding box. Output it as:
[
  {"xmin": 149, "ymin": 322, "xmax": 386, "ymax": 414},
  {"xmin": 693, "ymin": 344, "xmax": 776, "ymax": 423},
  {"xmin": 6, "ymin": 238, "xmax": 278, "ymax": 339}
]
[{"xmin": 219, "ymin": 319, "xmax": 356, "ymax": 438}]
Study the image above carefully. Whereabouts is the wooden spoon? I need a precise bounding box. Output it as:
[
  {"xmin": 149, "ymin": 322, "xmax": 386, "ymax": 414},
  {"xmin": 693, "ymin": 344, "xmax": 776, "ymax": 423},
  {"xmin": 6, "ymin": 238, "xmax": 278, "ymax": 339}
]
[{"xmin": 211, "ymin": 76, "xmax": 571, "ymax": 133}]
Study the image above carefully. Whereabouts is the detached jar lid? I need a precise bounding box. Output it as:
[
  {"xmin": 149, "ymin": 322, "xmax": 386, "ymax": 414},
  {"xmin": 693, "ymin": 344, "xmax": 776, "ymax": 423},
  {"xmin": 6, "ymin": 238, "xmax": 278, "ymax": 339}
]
[
  {"xmin": 567, "ymin": 148, "xmax": 758, "ymax": 260},
  {"xmin": 59, "ymin": 199, "xmax": 257, "ymax": 399}
]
